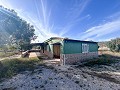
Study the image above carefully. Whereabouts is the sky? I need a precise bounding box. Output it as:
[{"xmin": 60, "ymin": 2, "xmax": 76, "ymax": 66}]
[{"xmin": 0, "ymin": 0, "xmax": 120, "ymax": 43}]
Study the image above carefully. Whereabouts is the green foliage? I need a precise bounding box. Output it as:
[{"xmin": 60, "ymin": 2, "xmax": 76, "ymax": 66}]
[
  {"xmin": 9, "ymin": 45, "xmax": 17, "ymax": 51},
  {"xmin": 0, "ymin": 6, "xmax": 37, "ymax": 50},
  {"xmin": 0, "ymin": 45, "xmax": 16, "ymax": 58},
  {"xmin": 107, "ymin": 38, "xmax": 120, "ymax": 52},
  {"xmin": 0, "ymin": 52, "xmax": 15, "ymax": 58},
  {"xmin": 115, "ymin": 44, "xmax": 120, "ymax": 52}
]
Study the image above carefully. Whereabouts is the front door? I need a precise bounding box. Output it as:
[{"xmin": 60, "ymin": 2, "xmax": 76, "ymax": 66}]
[{"xmin": 53, "ymin": 44, "xmax": 60, "ymax": 58}]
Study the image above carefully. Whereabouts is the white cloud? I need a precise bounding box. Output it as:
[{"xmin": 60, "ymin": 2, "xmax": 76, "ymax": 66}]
[
  {"xmin": 59, "ymin": 0, "xmax": 91, "ymax": 36},
  {"xmin": 16, "ymin": 10, "xmax": 59, "ymax": 43},
  {"xmin": 0, "ymin": 0, "xmax": 60, "ymax": 43},
  {"xmin": 0, "ymin": 0, "xmax": 12, "ymax": 8},
  {"xmin": 80, "ymin": 17, "xmax": 120, "ymax": 41},
  {"xmin": 107, "ymin": 12, "xmax": 120, "ymax": 20},
  {"xmin": 66, "ymin": 0, "xmax": 90, "ymax": 21},
  {"xmin": 59, "ymin": 14, "xmax": 90, "ymax": 36}
]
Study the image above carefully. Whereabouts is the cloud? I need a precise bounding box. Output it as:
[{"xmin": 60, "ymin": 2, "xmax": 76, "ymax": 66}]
[
  {"xmin": 0, "ymin": 0, "xmax": 92, "ymax": 42},
  {"xmin": 0, "ymin": 0, "xmax": 60, "ymax": 43},
  {"xmin": 20, "ymin": 0, "xmax": 91, "ymax": 42},
  {"xmin": 16, "ymin": 10, "xmax": 59, "ymax": 43},
  {"xmin": 80, "ymin": 16, "xmax": 120, "ymax": 41},
  {"xmin": 107, "ymin": 11, "xmax": 120, "ymax": 20},
  {"xmin": 0, "ymin": 0, "xmax": 12, "ymax": 8},
  {"xmin": 81, "ymin": 12, "xmax": 120, "ymax": 41},
  {"xmin": 59, "ymin": 0, "xmax": 91, "ymax": 36},
  {"xmin": 66, "ymin": 0, "xmax": 91, "ymax": 22},
  {"xmin": 59, "ymin": 14, "xmax": 90, "ymax": 36}
]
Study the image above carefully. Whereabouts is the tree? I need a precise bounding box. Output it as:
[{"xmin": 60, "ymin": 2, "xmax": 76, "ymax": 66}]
[
  {"xmin": 0, "ymin": 6, "xmax": 37, "ymax": 50},
  {"xmin": 107, "ymin": 38, "xmax": 120, "ymax": 52},
  {"xmin": 11, "ymin": 21, "xmax": 36, "ymax": 50}
]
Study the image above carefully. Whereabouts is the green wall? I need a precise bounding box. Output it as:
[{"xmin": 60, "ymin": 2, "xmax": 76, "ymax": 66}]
[
  {"xmin": 63, "ymin": 41, "xmax": 82, "ymax": 54},
  {"xmin": 45, "ymin": 38, "xmax": 98, "ymax": 54},
  {"xmin": 63, "ymin": 40, "xmax": 98, "ymax": 54},
  {"xmin": 89, "ymin": 43, "xmax": 98, "ymax": 52},
  {"xmin": 46, "ymin": 39, "xmax": 64, "ymax": 54}
]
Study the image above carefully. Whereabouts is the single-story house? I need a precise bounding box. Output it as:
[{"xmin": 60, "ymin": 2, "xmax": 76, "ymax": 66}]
[{"xmin": 41, "ymin": 37, "xmax": 98, "ymax": 65}]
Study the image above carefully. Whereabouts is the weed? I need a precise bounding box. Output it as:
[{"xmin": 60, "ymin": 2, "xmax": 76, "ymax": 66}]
[
  {"xmin": 0, "ymin": 52, "xmax": 15, "ymax": 58},
  {"xmin": 0, "ymin": 57, "xmax": 43, "ymax": 81},
  {"xmin": 83, "ymin": 54, "xmax": 119, "ymax": 67}
]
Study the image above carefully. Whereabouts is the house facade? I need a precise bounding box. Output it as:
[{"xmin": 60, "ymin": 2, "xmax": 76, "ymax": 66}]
[{"xmin": 42, "ymin": 37, "xmax": 98, "ymax": 65}]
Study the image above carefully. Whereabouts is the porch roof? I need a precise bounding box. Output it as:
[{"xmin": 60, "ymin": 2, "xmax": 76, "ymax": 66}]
[{"xmin": 30, "ymin": 43, "xmax": 44, "ymax": 46}]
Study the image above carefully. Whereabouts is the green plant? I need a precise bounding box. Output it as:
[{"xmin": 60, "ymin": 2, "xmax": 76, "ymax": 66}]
[
  {"xmin": 107, "ymin": 38, "xmax": 120, "ymax": 52},
  {"xmin": 0, "ymin": 52, "xmax": 16, "ymax": 58},
  {"xmin": 0, "ymin": 57, "xmax": 42, "ymax": 81}
]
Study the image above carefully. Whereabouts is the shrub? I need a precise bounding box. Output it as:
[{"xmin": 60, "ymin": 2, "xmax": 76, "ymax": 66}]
[{"xmin": 107, "ymin": 38, "xmax": 120, "ymax": 52}]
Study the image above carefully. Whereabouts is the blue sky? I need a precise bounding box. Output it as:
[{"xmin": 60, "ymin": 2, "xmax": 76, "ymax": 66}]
[{"xmin": 0, "ymin": 0, "xmax": 120, "ymax": 42}]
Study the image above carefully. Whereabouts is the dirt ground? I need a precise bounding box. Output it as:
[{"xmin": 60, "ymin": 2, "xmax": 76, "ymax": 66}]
[
  {"xmin": 0, "ymin": 51, "xmax": 120, "ymax": 90},
  {"xmin": 0, "ymin": 59, "xmax": 120, "ymax": 90}
]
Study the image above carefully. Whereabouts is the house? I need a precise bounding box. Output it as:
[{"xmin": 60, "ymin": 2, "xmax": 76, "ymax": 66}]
[{"xmin": 41, "ymin": 37, "xmax": 98, "ymax": 65}]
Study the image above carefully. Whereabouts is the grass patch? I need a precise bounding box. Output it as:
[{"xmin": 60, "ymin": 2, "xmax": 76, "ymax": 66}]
[
  {"xmin": 0, "ymin": 57, "xmax": 42, "ymax": 81},
  {"xmin": 0, "ymin": 52, "xmax": 16, "ymax": 58},
  {"xmin": 83, "ymin": 54, "xmax": 119, "ymax": 66}
]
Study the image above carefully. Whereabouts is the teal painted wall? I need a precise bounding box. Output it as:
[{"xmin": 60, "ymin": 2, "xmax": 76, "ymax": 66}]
[
  {"xmin": 45, "ymin": 38, "xmax": 98, "ymax": 54},
  {"xmin": 89, "ymin": 43, "xmax": 98, "ymax": 52},
  {"xmin": 46, "ymin": 39, "xmax": 64, "ymax": 54},
  {"xmin": 63, "ymin": 41, "xmax": 82, "ymax": 54},
  {"xmin": 63, "ymin": 40, "xmax": 98, "ymax": 54}
]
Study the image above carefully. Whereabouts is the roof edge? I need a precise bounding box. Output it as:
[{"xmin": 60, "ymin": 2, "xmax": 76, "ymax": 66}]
[{"xmin": 64, "ymin": 39, "xmax": 97, "ymax": 43}]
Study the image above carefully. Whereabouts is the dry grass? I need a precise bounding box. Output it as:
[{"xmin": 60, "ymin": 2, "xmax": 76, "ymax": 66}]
[
  {"xmin": 0, "ymin": 57, "xmax": 43, "ymax": 81},
  {"xmin": 83, "ymin": 54, "xmax": 120, "ymax": 66},
  {"xmin": 0, "ymin": 52, "xmax": 15, "ymax": 58},
  {"xmin": 99, "ymin": 50, "xmax": 120, "ymax": 57}
]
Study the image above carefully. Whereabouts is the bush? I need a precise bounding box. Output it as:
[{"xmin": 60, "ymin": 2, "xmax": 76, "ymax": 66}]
[{"xmin": 107, "ymin": 38, "xmax": 120, "ymax": 52}]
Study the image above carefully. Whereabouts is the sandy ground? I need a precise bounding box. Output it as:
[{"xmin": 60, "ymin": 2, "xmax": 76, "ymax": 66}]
[
  {"xmin": 0, "ymin": 52, "xmax": 41, "ymax": 61},
  {"xmin": 29, "ymin": 52, "xmax": 38, "ymax": 58},
  {"xmin": 0, "ymin": 66, "xmax": 80, "ymax": 90},
  {"xmin": 0, "ymin": 60, "xmax": 120, "ymax": 90},
  {"xmin": 54, "ymin": 65, "xmax": 120, "ymax": 90},
  {"xmin": 0, "ymin": 52, "xmax": 120, "ymax": 90}
]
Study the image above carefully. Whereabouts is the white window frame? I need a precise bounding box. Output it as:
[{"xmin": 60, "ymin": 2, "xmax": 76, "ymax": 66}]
[{"xmin": 82, "ymin": 44, "xmax": 89, "ymax": 53}]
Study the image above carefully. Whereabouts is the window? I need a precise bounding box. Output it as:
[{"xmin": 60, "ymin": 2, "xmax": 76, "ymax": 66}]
[{"xmin": 82, "ymin": 44, "xmax": 89, "ymax": 53}]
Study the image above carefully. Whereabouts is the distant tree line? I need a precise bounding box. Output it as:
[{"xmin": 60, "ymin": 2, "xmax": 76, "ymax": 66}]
[
  {"xmin": 0, "ymin": 6, "xmax": 37, "ymax": 51},
  {"xmin": 106, "ymin": 38, "xmax": 120, "ymax": 52}
]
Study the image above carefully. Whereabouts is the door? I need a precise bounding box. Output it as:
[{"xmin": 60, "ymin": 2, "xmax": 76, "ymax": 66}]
[{"xmin": 53, "ymin": 44, "xmax": 60, "ymax": 58}]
